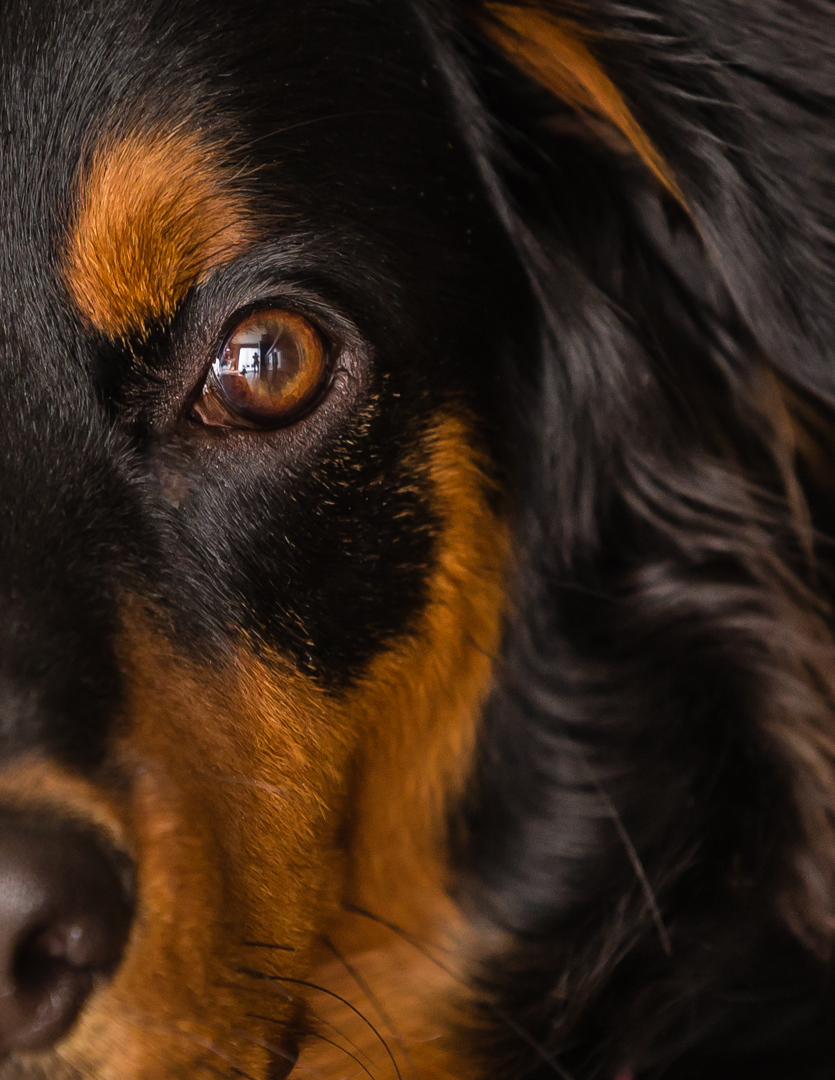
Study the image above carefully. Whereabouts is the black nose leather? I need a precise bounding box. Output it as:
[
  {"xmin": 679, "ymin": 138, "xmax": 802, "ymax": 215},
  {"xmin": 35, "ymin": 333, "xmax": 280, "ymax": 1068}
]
[{"xmin": 0, "ymin": 812, "xmax": 132, "ymax": 1056}]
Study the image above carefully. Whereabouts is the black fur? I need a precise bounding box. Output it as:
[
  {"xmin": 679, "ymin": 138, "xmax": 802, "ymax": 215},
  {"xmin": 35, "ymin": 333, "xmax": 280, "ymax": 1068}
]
[
  {"xmin": 2, "ymin": 0, "xmax": 835, "ymax": 1076},
  {"xmin": 424, "ymin": 2, "xmax": 835, "ymax": 1077}
]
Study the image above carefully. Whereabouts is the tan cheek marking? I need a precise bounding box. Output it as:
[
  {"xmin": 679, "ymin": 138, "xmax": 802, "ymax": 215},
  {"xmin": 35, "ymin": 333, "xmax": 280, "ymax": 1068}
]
[
  {"xmin": 299, "ymin": 935, "xmax": 484, "ymax": 1080},
  {"xmin": 58, "ymin": 632, "xmax": 350, "ymax": 1080},
  {"xmin": 483, "ymin": 4, "xmax": 685, "ymax": 204},
  {"xmin": 339, "ymin": 418, "xmax": 509, "ymax": 933},
  {"xmin": 299, "ymin": 418, "xmax": 509, "ymax": 1078},
  {"xmin": 46, "ymin": 417, "xmax": 504, "ymax": 1080},
  {"xmin": 65, "ymin": 127, "xmax": 255, "ymax": 339}
]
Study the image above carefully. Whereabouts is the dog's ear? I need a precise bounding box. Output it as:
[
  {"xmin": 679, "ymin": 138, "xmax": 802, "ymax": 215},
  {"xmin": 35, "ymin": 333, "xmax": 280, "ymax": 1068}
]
[
  {"xmin": 468, "ymin": 1, "xmax": 835, "ymax": 405},
  {"xmin": 477, "ymin": 3, "xmax": 682, "ymax": 201},
  {"xmin": 436, "ymin": 3, "xmax": 835, "ymax": 1074}
]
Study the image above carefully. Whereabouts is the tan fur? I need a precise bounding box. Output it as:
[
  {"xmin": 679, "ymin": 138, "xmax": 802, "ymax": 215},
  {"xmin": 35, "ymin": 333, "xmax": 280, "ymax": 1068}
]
[
  {"xmin": 294, "ymin": 421, "xmax": 509, "ymax": 1078},
  {"xmin": 297, "ymin": 927, "xmax": 482, "ymax": 1080},
  {"xmin": 0, "ymin": 761, "xmax": 128, "ymax": 852},
  {"xmin": 60, "ymin": 638, "xmax": 335, "ymax": 1080},
  {"xmin": 0, "ymin": 420, "xmax": 506, "ymax": 1080},
  {"xmin": 65, "ymin": 127, "xmax": 255, "ymax": 339},
  {"xmin": 483, "ymin": 4, "xmax": 685, "ymax": 203},
  {"xmin": 340, "ymin": 421, "xmax": 508, "ymax": 935}
]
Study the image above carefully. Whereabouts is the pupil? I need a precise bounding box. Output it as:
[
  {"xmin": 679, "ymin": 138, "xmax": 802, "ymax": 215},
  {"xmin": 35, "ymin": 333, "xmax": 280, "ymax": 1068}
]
[{"xmin": 217, "ymin": 319, "xmax": 305, "ymax": 411}]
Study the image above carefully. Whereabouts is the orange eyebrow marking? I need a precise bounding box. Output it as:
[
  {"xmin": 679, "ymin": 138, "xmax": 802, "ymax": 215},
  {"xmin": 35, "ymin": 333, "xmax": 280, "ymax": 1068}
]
[
  {"xmin": 66, "ymin": 127, "xmax": 255, "ymax": 339},
  {"xmin": 483, "ymin": 4, "xmax": 686, "ymax": 204}
]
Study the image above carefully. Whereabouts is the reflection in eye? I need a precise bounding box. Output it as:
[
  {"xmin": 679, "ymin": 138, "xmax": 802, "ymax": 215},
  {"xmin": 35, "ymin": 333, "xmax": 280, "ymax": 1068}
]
[{"xmin": 193, "ymin": 309, "xmax": 329, "ymax": 428}]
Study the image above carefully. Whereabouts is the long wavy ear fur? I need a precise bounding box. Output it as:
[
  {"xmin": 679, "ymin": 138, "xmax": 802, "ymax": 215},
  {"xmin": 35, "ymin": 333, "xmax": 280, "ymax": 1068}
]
[{"xmin": 419, "ymin": 2, "xmax": 835, "ymax": 1077}]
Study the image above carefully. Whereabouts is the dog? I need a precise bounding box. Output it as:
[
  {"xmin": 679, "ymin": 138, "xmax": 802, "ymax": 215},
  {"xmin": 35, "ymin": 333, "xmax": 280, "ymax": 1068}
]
[{"xmin": 1, "ymin": 0, "xmax": 834, "ymax": 1077}]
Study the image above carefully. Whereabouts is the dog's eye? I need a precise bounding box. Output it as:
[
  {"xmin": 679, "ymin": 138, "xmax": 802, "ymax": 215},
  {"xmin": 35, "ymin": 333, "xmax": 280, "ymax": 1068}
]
[{"xmin": 192, "ymin": 309, "xmax": 330, "ymax": 428}]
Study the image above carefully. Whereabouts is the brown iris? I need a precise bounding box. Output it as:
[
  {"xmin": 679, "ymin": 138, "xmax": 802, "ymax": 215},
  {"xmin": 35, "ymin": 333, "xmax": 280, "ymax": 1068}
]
[{"xmin": 193, "ymin": 309, "xmax": 329, "ymax": 428}]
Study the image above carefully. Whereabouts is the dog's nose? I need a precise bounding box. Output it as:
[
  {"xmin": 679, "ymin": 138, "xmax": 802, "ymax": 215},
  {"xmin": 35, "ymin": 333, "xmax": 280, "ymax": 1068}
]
[{"xmin": 0, "ymin": 812, "xmax": 132, "ymax": 1056}]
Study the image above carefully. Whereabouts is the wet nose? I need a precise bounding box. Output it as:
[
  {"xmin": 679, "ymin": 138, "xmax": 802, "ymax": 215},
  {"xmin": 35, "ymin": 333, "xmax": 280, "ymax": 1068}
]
[{"xmin": 0, "ymin": 812, "xmax": 132, "ymax": 1056}]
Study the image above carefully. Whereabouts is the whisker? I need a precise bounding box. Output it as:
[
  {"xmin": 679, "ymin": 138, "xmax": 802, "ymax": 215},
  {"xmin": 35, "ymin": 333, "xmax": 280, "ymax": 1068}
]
[
  {"xmin": 225, "ymin": 972, "xmax": 378, "ymax": 1065},
  {"xmin": 235, "ymin": 971, "xmax": 380, "ymax": 1068},
  {"xmin": 342, "ymin": 905, "xmax": 451, "ymax": 970},
  {"xmin": 242, "ymin": 941, "xmax": 297, "ymax": 952},
  {"xmin": 231, "ymin": 980, "xmax": 388, "ymax": 1076},
  {"xmin": 235, "ymin": 968, "xmax": 402, "ymax": 1080},
  {"xmin": 342, "ymin": 906, "xmax": 576, "ymax": 1080},
  {"xmin": 247, "ymin": 1015, "xmax": 378, "ymax": 1080},
  {"xmin": 322, "ymin": 936, "xmax": 413, "ymax": 1076}
]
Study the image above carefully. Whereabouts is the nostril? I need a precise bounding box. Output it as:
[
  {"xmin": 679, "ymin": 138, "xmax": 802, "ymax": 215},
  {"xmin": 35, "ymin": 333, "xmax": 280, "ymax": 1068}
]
[
  {"xmin": 23, "ymin": 919, "xmax": 105, "ymax": 972},
  {"xmin": 0, "ymin": 813, "xmax": 133, "ymax": 1057},
  {"xmin": 8, "ymin": 927, "xmax": 96, "ymax": 1054}
]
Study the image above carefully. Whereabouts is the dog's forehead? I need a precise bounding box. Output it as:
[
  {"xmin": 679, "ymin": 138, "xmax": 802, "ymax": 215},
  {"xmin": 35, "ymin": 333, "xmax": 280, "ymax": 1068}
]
[{"xmin": 0, "ymin": 0, "xmax": 462, "ymax": 339}]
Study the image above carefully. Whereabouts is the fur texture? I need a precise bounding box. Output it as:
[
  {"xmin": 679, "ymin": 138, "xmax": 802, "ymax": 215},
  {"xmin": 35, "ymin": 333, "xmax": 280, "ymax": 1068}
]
[{"xmin": 0, "ymin": 2, "xmax": 834, "ymax": 1079}]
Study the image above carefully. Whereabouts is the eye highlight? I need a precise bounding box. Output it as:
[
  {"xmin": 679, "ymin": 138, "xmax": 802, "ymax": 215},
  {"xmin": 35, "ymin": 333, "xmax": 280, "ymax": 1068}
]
[{"xmin": 192, "ymin": 308, "xmax": 330, "ymax": 428}]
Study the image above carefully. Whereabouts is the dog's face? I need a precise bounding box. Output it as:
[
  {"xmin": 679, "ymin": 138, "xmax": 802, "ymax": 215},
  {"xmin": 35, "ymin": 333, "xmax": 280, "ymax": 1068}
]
[
  {"xmin": 0, "ymin": 1, "xmax": 527, "ymax": 1075},
  {"xmin": 4, "ymin": 0, "xmax": 835, "ymax": 1078}
]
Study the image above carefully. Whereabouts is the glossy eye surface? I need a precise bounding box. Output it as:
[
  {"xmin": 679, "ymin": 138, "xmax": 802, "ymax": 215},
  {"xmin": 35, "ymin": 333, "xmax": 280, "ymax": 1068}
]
[{"xmin": 193, "ymin": 309, "xmax": 329, "ymax": 428}]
